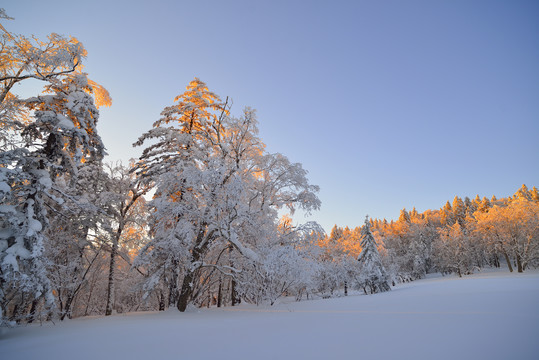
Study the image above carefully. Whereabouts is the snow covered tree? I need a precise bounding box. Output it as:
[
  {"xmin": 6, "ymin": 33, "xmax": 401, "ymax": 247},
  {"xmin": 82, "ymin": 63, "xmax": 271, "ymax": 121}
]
[
  {"xmin": 441, "ymin": 201, "xmax": 454, "ymax": 226},
  {"xmin": 433, "ymin": 222, "xmax": 476, "ymax": 277},
  {"xmin": 101, "ymin": 162, "xmax": 147, "ymax": 316},
  {"xmin": 133, "ymin": 78, "xmax": 229, "ymax": 312},
  {"xmin": 475, "ymin": 196, "xmax": 539, "ymax": 272},
  {"xmin": 355, "ymin": 217, "xmax": 391, "ymax": 294},
  {"xmin": 452, "ymin": 196, "xmax": 466, "ymax": 228},
  {"xmin": 133, "ymin": 78, "xmax": 320, "ymax": 312},
  {"xmin": 398, "ymin": 208, "xmax": 411, "ymax": 224},
  {"xmin": 43, "ymin": 161, "xmax": 110, "ymax": 320},
  {"xmin": 405, "ymin": 220, "xmax": 436, "ymax": 279},
  {"xmin": 0, "ymin": 12, "xmax": 110, "ymax": 324}
]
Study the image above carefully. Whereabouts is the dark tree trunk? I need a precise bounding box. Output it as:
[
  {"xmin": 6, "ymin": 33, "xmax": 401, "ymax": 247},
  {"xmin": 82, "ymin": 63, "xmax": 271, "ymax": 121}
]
[
  {"xmin": 344, "ymin": 281, "xmax": 348, "ymax": 296},
  {"xmin": 27, "ymin": 299, "xmax": 39, "ymax": 323},
  {"xmin": 516, "ymin": 253, "xmax": 523, "ymax": 273},
  {"xmin": 10, "ymin": 303, "xmax": 19, "ymax": 323},
  {"xmin": 168, "ymin": 263, "xmax": 178, "ymax": 307},
  {"xmin": 217, "ymin": 278, "xmax": 222, "ymax": 308},
  {"xmin": 228, "ymin": 246, "xmax": 240, "ymax": 306},
  {"xmin": 231, "ymin": 279, "xmax": 240, "ymax": 306},
  {"xmin": 105, "ymin": 235, "xmax": 118, "ymax": 316},
  {"xmin": 502, "ymin": 250, "xmax": 513, "ymax": 272},
  {"xmin": 177, "ymin": 271, "xmax": 194, "ymax": 312},
  {"xmin": 177, "ymin": 227, "xmax": 214, "ymax": 312},
  {"xmin": 61, "ymin": 295, "xmax": 75, "ymax": 320},
  {"xmin": 158, "ymin": 291, "xmax": 166, "ymax": 311}
]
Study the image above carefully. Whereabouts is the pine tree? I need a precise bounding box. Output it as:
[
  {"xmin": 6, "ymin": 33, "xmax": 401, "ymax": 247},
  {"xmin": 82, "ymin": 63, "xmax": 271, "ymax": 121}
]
[
  {"xmin": 398, "ymin": 208, "xmax": 411, "ymax": 224},
  {"xmin": 329, "ymin": 225, "xmax": 343, "ymax": 244},
  {"xmin": 355, "ymin": 216, "xmax": 391, "ymax": 294},
  {"xmin": 531, "ymin": 187, "xmax": 539, "ymax": 202},
  {"xmin": 441, "ymin": 201, "xmax": 454, "ymax": 226},
  {"xmin": 452, "ymin": 196, "xmax": 466, "ymax": 228},
  {"xmin": 478, "ymin": 197, "xmax": 491, "ymax": 213},
  {"xmin": 514, "ymin": 184, "xmax": 531, "ymax": 201}
]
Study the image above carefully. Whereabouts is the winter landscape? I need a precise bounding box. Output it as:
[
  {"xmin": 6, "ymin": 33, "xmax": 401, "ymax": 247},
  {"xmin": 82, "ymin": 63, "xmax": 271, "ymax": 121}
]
[{"xmin": 1, "ymin": 1, "xmax": 539, "ymax": 359}]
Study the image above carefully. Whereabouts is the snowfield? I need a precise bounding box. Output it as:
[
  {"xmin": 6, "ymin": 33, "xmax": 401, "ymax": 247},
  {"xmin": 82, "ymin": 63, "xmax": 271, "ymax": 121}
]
[{"xmin": 1, "ymin": 270, "xmax": 538, "ymax": 360}]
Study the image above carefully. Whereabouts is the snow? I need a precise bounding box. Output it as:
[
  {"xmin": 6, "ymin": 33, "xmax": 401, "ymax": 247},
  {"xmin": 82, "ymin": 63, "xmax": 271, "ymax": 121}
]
[
  {"xmin": 0, "ymin": 205, "xmax": 16, "ymax": 214},
  {"xmin": 38, "ymin": 176, "xmax": 52, "ymax": 188},
  {"xmin": 1, "ymin": 270, "xmax": 538, "ymax": 360},
  {"xmin": 0, "ymin": 181, "xmax": 10, "ymax": 193}
]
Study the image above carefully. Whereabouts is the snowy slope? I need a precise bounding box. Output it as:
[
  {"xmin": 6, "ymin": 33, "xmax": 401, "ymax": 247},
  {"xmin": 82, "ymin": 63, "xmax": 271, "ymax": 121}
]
[{"xmin": 1, "ymin": 270, "xmax": 538, "ymax": 360}]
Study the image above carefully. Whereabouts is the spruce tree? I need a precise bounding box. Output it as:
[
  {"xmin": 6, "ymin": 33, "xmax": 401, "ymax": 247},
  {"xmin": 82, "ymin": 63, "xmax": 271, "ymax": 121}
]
[{"xmin": 356, "ymin": 216, "xmax": 391, "ymax": 294}]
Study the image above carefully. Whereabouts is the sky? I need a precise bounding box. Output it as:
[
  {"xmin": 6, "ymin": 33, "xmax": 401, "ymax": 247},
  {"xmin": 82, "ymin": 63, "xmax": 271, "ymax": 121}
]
[{"xmin": 4, "ymin": 0, "xmax": 539, "ymax": 232}]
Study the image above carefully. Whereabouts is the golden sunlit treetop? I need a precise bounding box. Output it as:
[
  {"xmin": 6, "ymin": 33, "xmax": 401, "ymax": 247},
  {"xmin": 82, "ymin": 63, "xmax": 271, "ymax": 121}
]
[{"xmin": 0, "ymin": 13, "xmax": 111, "ymax": 110}]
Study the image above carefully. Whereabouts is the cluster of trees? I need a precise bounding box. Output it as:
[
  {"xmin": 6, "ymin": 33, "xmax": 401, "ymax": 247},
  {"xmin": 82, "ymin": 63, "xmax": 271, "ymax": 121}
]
[
  {"xmin": 324, "ymin": 185, "xmax": 539, "ymax": 284},
  {"xmin": 1, "ymin": 14, "xmax": 356, "ymax": 325},
  {"xmin": 1, "ymin": 13, "xmax": 536, "ymax": 326}
]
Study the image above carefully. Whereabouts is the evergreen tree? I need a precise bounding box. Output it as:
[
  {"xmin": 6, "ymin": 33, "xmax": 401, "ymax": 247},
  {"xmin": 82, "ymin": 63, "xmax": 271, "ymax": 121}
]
[
  {"xmin": 514, "ymin": 184, "xmax": 531, "ymax": 201},
  {"xmin": 329, "ymin": 225, "xmax": 343, "ymax": 244},
  {"xmin": 355, "ymin": 216, "xmax": 391, "ymax": 294},
  {"xmin": 452, "ymin": 196, "xmax": 466, "ymax": 228},
  {"xmin": 398, "ymin": 208, "xmax": 411, "ymax": 224},
  {"xmin": 478, "ymin": 197, "xmax": 491, "ymax": 213},
  {"xmin": 531, "ymin": 187, "xmax": 539, "ymax": 202},
  {"xmin": 441, "ymin": 201, "xmax": 454, "ymax": 226}
]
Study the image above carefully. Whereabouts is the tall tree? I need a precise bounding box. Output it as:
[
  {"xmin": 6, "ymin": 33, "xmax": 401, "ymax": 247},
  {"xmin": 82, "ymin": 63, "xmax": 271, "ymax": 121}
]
[
  {"xmin": 133, "ymin": 79, "xmax": 320, "ymax": 312},
  {"xmin": 433, "ymin": 222, "xmax": 475, "ymax": 277},
  {"xmin": 0, "ymin": 11, "xmax": 109, "ymax": 324},
  {"xmin": 355, "ymin": 217, "xmax": 391, "ymax": 294},
  {"xmin": 103, "ymin": 162, "xmax": 147, "ymax": 316},
  {"xmin": 452, "ymin": 196, "xmax": 466, "ymax": 228}
]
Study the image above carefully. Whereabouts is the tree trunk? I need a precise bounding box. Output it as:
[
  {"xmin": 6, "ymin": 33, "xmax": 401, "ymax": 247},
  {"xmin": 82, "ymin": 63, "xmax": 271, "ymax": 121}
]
[
  {"xmin": 168, "ymin": 263, "xmax": 178, "ymax": 307},
  {"xmin": 493, "ymin": 254, "xmax": 500, "ymax": 268},
  {"xmin": 502, "ymin": 250, "xmax": 513, "ymax": 272},
  {"xmin": 105, "ymin": 235, "xmax": 118, "ymax": 316},
  {"xmin": 516, "ymin": 253, "xmax": 523, "ymax": 273},
  {"xmin": 27, "ymin": 299, "xmax": 39, "ymax": 323},
  {"xmin": 177, "ymin": 271, "xmax": 194, "ymax": 312},
  {"xmin": 344, "ymin": 281, "xmax": 348, "ymax": 296},
  {"xmin": 228, "ymin": 246, "xmax": 240, "ymax": 306},
  {"xmin": 176, "ymin": 227, "xmax": 213, "ymax": 311},
  {"xmin": 217, "ymin": 277, "xmax": 222, "ymax": 308},
  {"xmin": 231, "ymin": 279, "xmax": 240, "ymax": 306},
  {"xmin": 61, "ymin": 294, "xmax": 75, "ymax": 320},
  {"xmin": 10, "ymin": 303, "xmax": 19, "ymax": 323},
  {"xmin": 158, "ymin": 291, "xmax": 166, "ymax": 311}
]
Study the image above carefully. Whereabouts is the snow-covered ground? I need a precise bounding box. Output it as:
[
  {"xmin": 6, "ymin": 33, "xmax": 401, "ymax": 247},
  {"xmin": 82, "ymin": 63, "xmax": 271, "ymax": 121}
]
[{"xmin": 2, "ymin": 269, "xmax": 538, "ymax": 360}]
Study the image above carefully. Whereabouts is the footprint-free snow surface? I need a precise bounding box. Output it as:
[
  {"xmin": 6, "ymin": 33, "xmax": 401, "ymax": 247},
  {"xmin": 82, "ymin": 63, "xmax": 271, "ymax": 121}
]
[{"xmin": 2, "ymin": 270, "xmax": 539, "ymax": 360}]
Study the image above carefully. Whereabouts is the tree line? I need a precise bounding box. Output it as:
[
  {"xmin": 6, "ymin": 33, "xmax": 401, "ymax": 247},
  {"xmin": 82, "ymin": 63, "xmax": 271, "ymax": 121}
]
[{"xmin": 323, "ymin": 185, "xmax": 539, "ymax": 284}]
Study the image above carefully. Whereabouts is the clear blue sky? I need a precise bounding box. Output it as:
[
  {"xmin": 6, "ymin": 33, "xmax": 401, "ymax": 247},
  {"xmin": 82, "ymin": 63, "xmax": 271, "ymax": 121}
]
[{"xmin": 5, "ymin": 0, "xmax": 539, "ymax": 232}]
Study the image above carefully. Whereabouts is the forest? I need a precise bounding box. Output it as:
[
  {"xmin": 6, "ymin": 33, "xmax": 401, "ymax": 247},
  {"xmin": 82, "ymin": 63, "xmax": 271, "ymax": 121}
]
[{"xmin": 1, "ymin": 11, "xmax": 538, "ymax": 326}]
